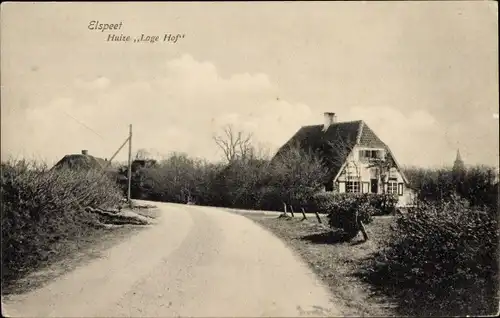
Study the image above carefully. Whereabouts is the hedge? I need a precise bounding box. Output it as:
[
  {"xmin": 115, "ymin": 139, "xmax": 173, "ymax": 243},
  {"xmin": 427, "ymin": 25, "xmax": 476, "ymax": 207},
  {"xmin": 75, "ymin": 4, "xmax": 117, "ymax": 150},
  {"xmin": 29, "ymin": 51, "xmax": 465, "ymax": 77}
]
[{"xmin": 1, "ymin": 160, "xmax": 123, "ymax": 286}]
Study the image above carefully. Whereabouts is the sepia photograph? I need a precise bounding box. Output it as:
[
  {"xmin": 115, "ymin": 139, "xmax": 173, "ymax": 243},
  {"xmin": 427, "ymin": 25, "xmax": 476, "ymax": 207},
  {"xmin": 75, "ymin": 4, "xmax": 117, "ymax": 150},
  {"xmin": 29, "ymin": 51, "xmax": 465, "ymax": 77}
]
[{"xmin": 1, "ymin": 1, "xmax": 499, "ymax": 317}]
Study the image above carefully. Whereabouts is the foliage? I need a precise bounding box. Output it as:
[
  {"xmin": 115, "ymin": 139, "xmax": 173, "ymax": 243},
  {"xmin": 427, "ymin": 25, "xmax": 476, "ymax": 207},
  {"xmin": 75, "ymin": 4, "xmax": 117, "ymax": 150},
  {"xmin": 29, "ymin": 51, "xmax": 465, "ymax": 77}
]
[
  {"xmin": 326, "ymin": 194, "xmax": 376, "ymax": 239},
  {"xmin": 1, "ymin": 159, "xmax": 123, "ymax": 286},
  {"xmin": 366, "ymin": 193, "xmax": 398, "ymax": 216},
  {"xmin": 262, "ymin": 146, "xmax": 328, "ymax": 210},
  {"xmin": 403, "ymin": 165, "xmax": 498, "ymax": 210},
  {"xmin": 125, "ymin": 145, "xmax": 328, "ymax": 212},
  {"xmin": 133, "ymin": 153, "xmax": 222, "ymax": 204},
  {"xmin": 308, "ymin": 193, "xmax": 381, "ymax": 239},
  {"xmin": 309, "ymin": 192, "xmax": 397, "ymax": 216},
  {"xmin": 362, "ymin": 196, "xmax": 499, "ymax": 316}
]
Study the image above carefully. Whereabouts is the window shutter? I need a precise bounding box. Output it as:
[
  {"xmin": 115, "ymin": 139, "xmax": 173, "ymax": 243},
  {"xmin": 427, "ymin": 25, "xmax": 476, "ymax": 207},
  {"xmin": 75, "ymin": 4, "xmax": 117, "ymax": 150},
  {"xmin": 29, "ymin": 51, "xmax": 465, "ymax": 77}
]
[
  {"xmin": 338, "ymin": 182, "xmax": 346, "ymax": 193},
  {"xmin": 362, "ymin": 182, "xmax": 369, "ymax": 193},
  {"xmin": 398, "ymin": 183, "xmax": 404, "ymax": 196}
]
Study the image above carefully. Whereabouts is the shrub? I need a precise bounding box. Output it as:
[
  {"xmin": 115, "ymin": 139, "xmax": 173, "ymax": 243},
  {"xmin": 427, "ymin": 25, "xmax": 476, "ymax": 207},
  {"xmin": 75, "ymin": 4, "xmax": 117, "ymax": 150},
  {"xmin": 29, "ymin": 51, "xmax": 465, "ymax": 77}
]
[
  {"xmin": 309, "ymin": 193, "xmax": 378, "ymax": 239},
  {"xmin": 309, "ymin": 192, "xmax": 397, "ymax": 216},
  {"xmin": 326, "ymin": 194, "xmax": 376, "ymax": 239},
  {"xmin": 403, "ymin": 165, "xmax": 498, "ymax": 210},
  {"xmin": 256, "ymin": 186, "xmax": 286, "ymax": 211},
  {"xmin": 307, "ymin": 192, "xmax": 336, "ymax": 213},
  {"xmin": 366, "ymin": 193, "xmax": 398, "ymax": 216},
  {"xmin": 1, "ymin": 159, "xmax": 123, "ymax": 286},
  {"xmin": 363, "ymin": 195, "xmax": 499, "ymax": 315}
]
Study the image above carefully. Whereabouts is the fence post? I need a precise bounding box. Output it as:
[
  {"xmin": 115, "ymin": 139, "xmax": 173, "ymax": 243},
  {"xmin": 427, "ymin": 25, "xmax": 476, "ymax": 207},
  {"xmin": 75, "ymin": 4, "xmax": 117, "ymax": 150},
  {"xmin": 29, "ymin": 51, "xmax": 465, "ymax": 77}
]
[
  {"xmin": 279, "ymin": 202, "xmax": 288, "ymax": 218},
  {"xmin": 301, "ymin": 207, "xmax": 307, "ymax": 221},
  {"xmin": 315, "ymin": 211, "xmax": 322, "ymax": 223}
]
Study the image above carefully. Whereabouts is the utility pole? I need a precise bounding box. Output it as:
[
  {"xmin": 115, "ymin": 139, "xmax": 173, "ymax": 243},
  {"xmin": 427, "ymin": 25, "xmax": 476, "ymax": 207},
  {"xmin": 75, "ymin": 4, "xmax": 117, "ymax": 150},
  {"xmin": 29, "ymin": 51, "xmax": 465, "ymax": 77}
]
[{"xmin": 127, "ymin": 124, "xmax": 133, "ymax": 208}]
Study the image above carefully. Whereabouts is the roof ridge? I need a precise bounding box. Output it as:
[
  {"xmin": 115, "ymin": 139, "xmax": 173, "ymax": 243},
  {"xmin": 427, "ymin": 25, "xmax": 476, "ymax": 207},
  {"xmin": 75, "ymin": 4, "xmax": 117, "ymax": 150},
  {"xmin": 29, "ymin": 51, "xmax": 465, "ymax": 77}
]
[
  {"xmin": 334, "ymin": 119, "xmax": 363, "ymax": 125},
  {"xmin": 303, "ymin": 120, "xmax": 363, "ymax": 127}
]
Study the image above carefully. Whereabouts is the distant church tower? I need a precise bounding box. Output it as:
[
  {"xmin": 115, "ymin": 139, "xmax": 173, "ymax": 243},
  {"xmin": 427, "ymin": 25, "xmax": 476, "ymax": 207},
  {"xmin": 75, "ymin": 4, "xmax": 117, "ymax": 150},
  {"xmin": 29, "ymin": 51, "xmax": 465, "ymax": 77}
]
[{"xmin": 453, "ymin": 149, "xmax": 466, "ymax": 173}]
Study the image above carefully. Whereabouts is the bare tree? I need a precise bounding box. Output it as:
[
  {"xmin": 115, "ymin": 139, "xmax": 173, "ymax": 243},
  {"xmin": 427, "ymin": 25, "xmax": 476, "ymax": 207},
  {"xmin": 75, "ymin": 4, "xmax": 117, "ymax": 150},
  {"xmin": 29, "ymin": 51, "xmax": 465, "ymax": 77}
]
[{"xmin": 213, "ymin": 124, "xmax": 254, "ymax": 163}]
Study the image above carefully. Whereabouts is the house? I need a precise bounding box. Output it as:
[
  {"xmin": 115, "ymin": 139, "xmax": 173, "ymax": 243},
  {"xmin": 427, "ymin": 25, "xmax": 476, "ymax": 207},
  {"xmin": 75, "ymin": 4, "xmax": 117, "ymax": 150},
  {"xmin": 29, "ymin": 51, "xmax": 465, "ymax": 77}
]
[
  {"xmin": 52, "ymin": 150, "xmax": 109, "ymax": 171},
  {"xmin": 52, "ymin": 149, "xmax": 125, "ymax": 182},
  {"xmin": 274, "ymin": 112, "xmax": 415, "ymax": 207}
]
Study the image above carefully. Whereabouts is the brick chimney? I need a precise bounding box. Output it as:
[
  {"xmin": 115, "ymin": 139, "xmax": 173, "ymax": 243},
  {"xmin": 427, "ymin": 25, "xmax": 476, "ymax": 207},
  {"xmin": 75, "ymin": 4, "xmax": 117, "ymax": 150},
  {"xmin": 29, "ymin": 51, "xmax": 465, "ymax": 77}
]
[
  {"xmin": 81, "ymin": 150, "xmax": 89, "ymax": 155},
  {"xmin": 323, "ymin": 112, "xmax": 336, "ymax": 131}
]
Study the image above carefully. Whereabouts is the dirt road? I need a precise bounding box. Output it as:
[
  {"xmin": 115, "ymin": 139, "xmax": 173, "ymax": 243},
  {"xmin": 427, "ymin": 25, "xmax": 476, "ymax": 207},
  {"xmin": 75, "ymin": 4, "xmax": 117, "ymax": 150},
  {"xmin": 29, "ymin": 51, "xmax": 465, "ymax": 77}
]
[{"xmin": 2, "ymin": 201, "xmax": 340, "ymax": 317}]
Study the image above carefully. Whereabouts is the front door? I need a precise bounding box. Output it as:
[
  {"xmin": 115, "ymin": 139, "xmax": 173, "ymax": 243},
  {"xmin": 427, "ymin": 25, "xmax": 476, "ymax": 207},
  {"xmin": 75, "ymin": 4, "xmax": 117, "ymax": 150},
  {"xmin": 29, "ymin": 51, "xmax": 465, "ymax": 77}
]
[{"xmin": 370, "ymin": 179, "xmax": 378, "ymax": 193}]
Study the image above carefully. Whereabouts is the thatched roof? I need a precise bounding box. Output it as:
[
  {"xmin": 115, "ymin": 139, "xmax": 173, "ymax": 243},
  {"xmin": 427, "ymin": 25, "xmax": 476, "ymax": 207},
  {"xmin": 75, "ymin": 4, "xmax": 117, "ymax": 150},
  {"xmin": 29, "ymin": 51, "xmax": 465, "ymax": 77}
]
[{"xmin": 52, "ymin": 153, "xmax": 109, "ymax": 171}]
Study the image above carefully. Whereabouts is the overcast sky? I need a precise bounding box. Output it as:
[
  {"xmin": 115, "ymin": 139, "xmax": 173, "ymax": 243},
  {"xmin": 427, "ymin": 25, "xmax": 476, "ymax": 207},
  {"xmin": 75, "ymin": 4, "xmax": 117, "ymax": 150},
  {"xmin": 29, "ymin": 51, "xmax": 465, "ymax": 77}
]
[{"xmin": 1, "ymin": 1, "xmax": 498, "ymax": 167}]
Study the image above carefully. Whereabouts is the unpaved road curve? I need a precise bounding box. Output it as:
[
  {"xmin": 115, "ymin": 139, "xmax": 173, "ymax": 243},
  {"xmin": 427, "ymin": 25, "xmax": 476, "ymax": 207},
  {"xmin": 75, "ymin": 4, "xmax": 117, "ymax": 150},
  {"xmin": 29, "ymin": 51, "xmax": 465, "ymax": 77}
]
[{"xmin": 2, "ymin": 201, "xmax": 340, "ymax": 317}]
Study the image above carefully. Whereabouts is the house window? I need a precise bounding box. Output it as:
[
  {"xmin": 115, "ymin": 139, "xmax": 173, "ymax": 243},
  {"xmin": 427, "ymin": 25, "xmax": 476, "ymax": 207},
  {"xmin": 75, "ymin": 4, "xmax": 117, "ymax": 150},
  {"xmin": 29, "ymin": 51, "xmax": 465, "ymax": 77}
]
[
  {"xmin": 387, "ymin": 181, "xmax": 398, "ymax": 194},
  {"xmin": 346, "ymin": 179, "xmax": 361, "ymax": 193},
  {"xmin": 359, "ymin": 149, "xmax": 383, "ymax": 160}
]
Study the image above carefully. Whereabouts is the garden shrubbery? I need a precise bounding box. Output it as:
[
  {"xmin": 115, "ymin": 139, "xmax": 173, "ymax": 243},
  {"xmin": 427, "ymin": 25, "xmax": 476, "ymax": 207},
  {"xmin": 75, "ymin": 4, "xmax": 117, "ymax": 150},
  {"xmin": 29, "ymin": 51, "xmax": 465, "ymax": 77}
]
[
  {"xmin": 326, "ymin": 194, "xmax": 375, "ymax": 239},
  {"xmin": 1, "ymin": 159, "xmax": 123, "ymax": 287},
  {"xmin": 358, "ymin": 165, "xmax": 499, "ymax": 315},
  {"xmin": 403, "ymin": 165, "xmax": 498, "ymax": 210},
  {"xmin": 309, "ymin": 192, "xmax": 398, "ymax": 216},
  {"xmin": 308, "ymin": 192, "xmax": 398, "ymax": 239},
  {"xmin": 361, "ymin": 194, "xmax": 499, "ymax": 315},
  {"xmin": 366, "ymin": 193, "xmax": 399, "ymax": 216}
]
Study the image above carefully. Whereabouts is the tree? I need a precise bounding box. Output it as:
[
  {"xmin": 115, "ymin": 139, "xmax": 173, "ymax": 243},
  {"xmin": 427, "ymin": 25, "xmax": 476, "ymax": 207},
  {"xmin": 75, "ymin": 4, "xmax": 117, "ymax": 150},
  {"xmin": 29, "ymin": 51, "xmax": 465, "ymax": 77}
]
[
  {"xmin": 213, "ymin": 124, "xmax": 254, "ymax": 163},
  {"xmin": 267, "ymin": 145, "xmax": 328, "ymax": 212}
]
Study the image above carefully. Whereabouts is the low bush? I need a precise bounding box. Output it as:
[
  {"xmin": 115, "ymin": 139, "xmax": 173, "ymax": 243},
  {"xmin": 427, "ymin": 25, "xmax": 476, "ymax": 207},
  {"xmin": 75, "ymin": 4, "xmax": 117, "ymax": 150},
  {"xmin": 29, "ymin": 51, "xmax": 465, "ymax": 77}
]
[
  {"xmin": 309, "ymin": 192, "xmax": 398, "ymax": 216},
  {"xmin": 308, "ymin": 193, "xmax": 382, "ymax": 239},
  {"xmin": 307, "ymin": 192, "xmax": 335, "ymax": 213},
  {"xmin": 361, "ymin": 195, "xmax": 499, "ymax": 316},
  {"xmin": 366, "ymin": 193, "xmax": 398, "ymax": 216},
  {"xmin": 1, "ymin": 159, "xmax": 123, "ymax": 286},
  {"xmin": 325, "ymin": 194, "xmax": 376, "ymax": 239}
]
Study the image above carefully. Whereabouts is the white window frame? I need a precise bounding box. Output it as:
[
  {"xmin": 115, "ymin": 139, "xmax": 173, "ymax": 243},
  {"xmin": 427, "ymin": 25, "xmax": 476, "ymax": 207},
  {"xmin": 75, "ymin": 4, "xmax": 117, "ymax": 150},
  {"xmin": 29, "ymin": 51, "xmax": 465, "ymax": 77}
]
[
  {"xmin": 387, "ymin": 181, "xmax": 398, "ymax": 194},
  {"xmin": 346, "ymin": 176, "xmax": 361, "ymax": 193}
]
